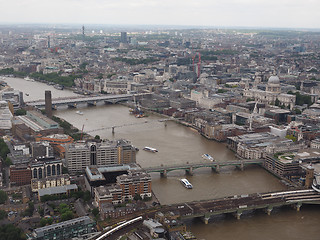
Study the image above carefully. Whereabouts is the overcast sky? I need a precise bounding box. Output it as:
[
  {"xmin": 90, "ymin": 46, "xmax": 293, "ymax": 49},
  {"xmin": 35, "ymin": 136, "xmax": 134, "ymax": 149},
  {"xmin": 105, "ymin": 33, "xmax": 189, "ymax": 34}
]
[{"xmin": 0, "ymin": 0, "xmax": 319, "ymax": 29}]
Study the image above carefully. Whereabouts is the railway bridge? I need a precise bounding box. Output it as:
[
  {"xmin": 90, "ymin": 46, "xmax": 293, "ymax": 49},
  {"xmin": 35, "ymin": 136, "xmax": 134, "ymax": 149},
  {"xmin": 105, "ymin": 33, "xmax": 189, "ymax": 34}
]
[
  {"xmin": 143, "ymin": 159, "xmax": 264, "ymax": 177},
  {"xmin": 162, "ymin": 189, "xmax": 320, "ymax": 224}
]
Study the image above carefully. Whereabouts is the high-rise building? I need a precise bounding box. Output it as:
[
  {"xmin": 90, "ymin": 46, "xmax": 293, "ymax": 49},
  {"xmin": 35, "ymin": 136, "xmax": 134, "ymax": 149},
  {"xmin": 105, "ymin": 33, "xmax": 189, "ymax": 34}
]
[
  {"xmin": 45, "ymin": 90, "xmax": 52, "ymax": 118},
  {"xmin": 120, "ymin": 32, "xmax": 127, "ymax": 43}
]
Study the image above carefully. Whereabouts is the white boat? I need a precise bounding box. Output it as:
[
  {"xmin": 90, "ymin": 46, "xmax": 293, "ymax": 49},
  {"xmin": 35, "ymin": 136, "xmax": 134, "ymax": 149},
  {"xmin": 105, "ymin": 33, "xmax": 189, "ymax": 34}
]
[
  {"xmin": 24, "ymin": 76, "xmax": 34, "ymax": 81},
  {"xmin": 180, "ymin": 178, "xmax": 193, "ymax": 189},
  {"xmin": 143, "ymin": 146, "xmax": 158, "ymax": 153},
  {"xmin": 202, "ymin": 154, "xmax": 214, "ymax": 161},
  {"xmin": 76, "ymin": 111, "xmax": 84, "ymax": 115}
]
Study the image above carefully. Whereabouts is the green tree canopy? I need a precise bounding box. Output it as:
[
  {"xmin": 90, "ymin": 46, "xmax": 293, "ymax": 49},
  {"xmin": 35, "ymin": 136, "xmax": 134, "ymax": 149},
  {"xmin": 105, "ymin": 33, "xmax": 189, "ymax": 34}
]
[
  {"xmin": 0, "ymin": 224, "xmax": 26, "ymax": 240},
  {"xmin": 0, "ymin": 190, "xmax": 8, "ymax": 204}
]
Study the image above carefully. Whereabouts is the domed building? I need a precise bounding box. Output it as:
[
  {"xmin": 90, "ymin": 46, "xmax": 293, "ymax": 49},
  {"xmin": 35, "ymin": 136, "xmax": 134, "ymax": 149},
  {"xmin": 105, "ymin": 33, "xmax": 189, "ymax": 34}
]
[
  {"xmin": 244, "ymin": 75, "xmax": 296, "ymax": 110},
  {"xmin": 266, "ymin": 76, "xmax": 281, "ymax": 93}
]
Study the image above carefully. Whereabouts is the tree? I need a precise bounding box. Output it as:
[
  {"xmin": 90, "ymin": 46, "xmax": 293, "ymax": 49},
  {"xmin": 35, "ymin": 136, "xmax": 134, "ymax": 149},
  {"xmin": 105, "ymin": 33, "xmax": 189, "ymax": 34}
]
[
  {"xmin": 24, "ymin": 202, "xmax": 34, "ymax": 217},
  {"xmin": 0, "ymin": 190, "xmax": 8, "ymax": 204},
  {"xmin": 96, "ymin": 73, "xmax": 103, "ymax": 79},
  {"xmin": 4, "ymin": 157, "xmax": 12, "ymax": 166},
  {"xmin": 47, "ymin": 217, "xmax": 53, "ymax": 225},
  {"xmin": 275, "ymin": 98, "xmax": 280, "ymax": 106},
  {"xmin": 61, "ymin": 211, "xmax": 73, "ymax": 221},
  {"xmin": 82, "ymin": 191, "xmax": 91, "ymax": 202},
  {"xmin": 0, "ymin": 138, "xmax": 10, "ymax": 160},
  {"xmin": 94, "ymin": 135, "xmax": 100, "ymax": 140},
  {"xmin": 0, "ymin": 224, "xmax": 26, "ymax": 240},
  {"xmin": 15, "ymin": 109, "xmax": 26, "ymax": 116},
  {"xmin": 294, "ymin": 108, "xmax": 302, "ymax": 114},
  {"xmin": 40, "ymin": 218, "xmax": 47, "ymax": 227},
  {"xmin": 0, "ymin": 210, "xmax": 7, "ymax": 220},
  {"xmin": 133, "ymin": 194, "xmax": 142, "ymax": 201},
  {"xmin": 92, "ymin": 208, "xmax": 99, "ymax": 217},
  {"xmin": 59, "ymin": 203, "xmax": 69, "ymax": 214},
  {"xmin": 286, "ymin": 135, "xmax": 297, "ymax": 142}
]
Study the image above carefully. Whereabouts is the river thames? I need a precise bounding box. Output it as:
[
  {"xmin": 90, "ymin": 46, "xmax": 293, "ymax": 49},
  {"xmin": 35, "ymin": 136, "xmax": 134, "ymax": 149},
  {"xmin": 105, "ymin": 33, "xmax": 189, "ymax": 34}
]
[{"xmin": 4, "ymin": 76, "xmax": 320, "ymax": 240}]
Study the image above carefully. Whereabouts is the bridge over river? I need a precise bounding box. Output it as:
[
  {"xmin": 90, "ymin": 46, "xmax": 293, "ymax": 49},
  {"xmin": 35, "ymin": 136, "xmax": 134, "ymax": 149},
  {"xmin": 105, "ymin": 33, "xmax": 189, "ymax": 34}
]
[
  {"xmin": 161, "ymin": 189, "xmax": 320, "ymax": 224},
  {"xmin": 143, "ymin": 159, "xmax": 264, "ymax": 177},
  {"xmin": 25, "ymin": 93, "xmax": 150, "ymax": 108}
]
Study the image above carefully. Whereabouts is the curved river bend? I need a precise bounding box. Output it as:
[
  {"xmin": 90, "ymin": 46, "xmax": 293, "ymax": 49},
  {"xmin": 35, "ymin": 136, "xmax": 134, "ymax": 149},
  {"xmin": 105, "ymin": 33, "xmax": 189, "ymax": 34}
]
[{"xmin": 4, "ymin": 77, "xmax": 320, "ymax": 240}]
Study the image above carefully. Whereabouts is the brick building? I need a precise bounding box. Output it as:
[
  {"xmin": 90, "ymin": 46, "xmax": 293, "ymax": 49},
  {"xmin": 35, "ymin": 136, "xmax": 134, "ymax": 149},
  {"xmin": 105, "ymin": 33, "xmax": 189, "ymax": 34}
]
[{"xmin": 9, "ymin": 165, "xmax": 32, "ymax": 186}]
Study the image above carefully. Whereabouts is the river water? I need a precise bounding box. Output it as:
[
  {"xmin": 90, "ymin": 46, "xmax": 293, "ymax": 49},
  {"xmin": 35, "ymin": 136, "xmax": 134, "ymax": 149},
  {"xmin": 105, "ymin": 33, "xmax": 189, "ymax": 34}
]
[{"xmin": 3, "ymin": 77, "xmax": 320, "ymax": 240}]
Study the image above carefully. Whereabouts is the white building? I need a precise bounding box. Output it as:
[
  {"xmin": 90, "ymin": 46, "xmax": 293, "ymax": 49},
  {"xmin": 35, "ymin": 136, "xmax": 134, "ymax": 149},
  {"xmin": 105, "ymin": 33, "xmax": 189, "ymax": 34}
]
[{"xmin": 243, "ymin": 75, "xmax": 296, "ymax": 110}]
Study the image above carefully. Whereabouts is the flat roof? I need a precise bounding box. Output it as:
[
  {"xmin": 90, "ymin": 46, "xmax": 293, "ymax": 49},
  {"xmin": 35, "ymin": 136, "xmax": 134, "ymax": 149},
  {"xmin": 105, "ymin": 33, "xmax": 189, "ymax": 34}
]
[
  {"xmin": 38, "ymin": 184, "xmax": 78, "ymax": 197},
  {"xmin": 33, "ymin": 216, "xmax": 93, "ymax": 236}
]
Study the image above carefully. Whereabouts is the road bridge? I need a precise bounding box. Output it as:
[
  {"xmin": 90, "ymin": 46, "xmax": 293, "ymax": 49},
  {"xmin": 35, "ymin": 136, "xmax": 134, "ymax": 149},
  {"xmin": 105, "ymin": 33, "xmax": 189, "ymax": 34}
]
[
  {"xmin": 25, "ymin": 93, "xmax": 150, "ymax": 109},
  {"xmin": 143, "ymin": 159, "xmax": 264, "ymax": 177},
  {"xmin": 162, "ymin": 189, "xmax": 320, "ymax": 224}
]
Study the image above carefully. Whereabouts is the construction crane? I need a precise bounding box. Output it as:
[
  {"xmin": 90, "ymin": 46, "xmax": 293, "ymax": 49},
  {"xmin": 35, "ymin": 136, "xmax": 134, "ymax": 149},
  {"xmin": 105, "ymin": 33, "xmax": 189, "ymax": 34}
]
[{"xmin": 80, "ymin": 124, "xmax": 84, "ymax": 140}]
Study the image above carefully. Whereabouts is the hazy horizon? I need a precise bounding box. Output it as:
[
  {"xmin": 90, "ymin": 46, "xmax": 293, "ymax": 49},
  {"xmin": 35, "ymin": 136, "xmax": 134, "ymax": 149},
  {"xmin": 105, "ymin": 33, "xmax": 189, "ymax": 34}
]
[{"xmin": 0, "ymin": 0, "xmax": 319, "ymax": 30}]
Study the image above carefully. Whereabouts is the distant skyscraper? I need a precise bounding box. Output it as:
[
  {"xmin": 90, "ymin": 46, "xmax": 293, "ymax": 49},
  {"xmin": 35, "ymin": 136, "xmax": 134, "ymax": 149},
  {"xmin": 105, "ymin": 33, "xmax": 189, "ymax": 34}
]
[
  {"xmin": 120, "ymin": 32, "xmax": 127, "ymax": 43},
  {"xmin": 45, "ymin": 90, "xmax": 52, "ymax": 119},
  {"xmin": 82, "ymin": 25, "xmax": 85, "ymax": 36},
  {"xmin": 47, "ymin": 36, "xmax": 50, "ymax": 49}
]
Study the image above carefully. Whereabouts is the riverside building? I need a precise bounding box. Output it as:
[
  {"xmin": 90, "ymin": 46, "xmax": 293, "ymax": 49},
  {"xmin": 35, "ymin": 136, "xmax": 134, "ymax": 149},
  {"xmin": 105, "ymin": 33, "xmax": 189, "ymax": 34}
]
[{"xmin": 65, "ymin": 139, "xmax": 136, "ymax": 174}]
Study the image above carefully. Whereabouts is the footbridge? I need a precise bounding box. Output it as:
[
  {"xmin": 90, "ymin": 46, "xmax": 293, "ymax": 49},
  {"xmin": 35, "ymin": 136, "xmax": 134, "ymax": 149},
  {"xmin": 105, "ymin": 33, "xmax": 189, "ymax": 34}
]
[
  {"xmin": 162, "ymin": 189, "xmax": 320, "ymax": 224},
  {"xmin": 25, "ymin": 93, "xmax": 150, "ymax": 109},
  {"xmin": 144, "ymin": 159, "xmax": 264, "ymax": 177}
]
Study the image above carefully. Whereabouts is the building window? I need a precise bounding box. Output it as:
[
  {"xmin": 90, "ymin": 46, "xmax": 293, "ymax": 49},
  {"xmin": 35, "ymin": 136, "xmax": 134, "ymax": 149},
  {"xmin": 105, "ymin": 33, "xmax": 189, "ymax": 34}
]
[
  {"xmin": 52, "ymin": 165, "xmax": 56, "ymax": 175},
  {"xmin": 57, "ymin": 164, "xmax": 61, "ymax": 175},
  {"xmin": 47, "ymin": 165, "xmax": 51, "ymax": 176},
  {"xmin": 90, "ymin": 145, "xmax": 97, "ymax": 165},
  {"xmin": 33, "ymin": 168, "xmax": 38, "ymax": 179},
  {"xmin": 38, "ymin": 168, "xmax": 43, "ymax": 179}
]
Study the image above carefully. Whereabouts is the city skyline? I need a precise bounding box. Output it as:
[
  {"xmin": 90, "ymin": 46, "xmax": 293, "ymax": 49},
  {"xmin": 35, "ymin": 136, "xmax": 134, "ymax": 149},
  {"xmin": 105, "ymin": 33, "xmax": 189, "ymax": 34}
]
[{"xmin": 0, "ymin": 0, "xmax": 319, "ymax": 29}]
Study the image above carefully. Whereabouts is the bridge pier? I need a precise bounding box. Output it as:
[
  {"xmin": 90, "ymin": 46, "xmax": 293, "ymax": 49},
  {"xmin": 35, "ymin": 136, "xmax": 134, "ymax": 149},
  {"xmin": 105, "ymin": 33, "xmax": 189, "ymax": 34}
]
[
  {"xmin": 212, "ymin": 164, "xmax": 220, "ymax": 173},
  {"xmin": 264, "ymin": 206, "xmax": 273, "ymax": 216},
  {"xmin": 233, "ymin": 210, "xmax": 242, "ymax": 220},
  {"xmin": 236, "ymin": 162, "xmax": 244, "ymax": 171},
  {"xmin": 293, "ymin": 202, "xmax": 302, "ymax": 212},
  {"xmin": 160, "ymin": 170, "xmax": 167, "ymax": 178},
  {"xmin": 68, "ymin": 103, "xmax": 77, "ymax": 108},
  {"xmin": 201, "ymin": 214, "xmax": 210, "ymax": 224},
  {"xmin": 186, "ymin": 167, "xmax": 193, "ymax": 176},
  {"xmin": 87, "ymin": 101, "xmax": 97, "ymax": 106}
]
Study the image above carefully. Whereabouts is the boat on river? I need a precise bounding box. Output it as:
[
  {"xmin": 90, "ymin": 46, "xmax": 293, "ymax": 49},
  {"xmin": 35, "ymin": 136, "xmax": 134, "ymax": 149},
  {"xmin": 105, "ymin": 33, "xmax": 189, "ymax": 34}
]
[
  {"xmin": 180, "ymin": 178, "xmax": 193, "ymax": 189},
  {"xmin": 202, "ymin": 154, "xmax": 214, "ymax": 161},
  {"xmin": 76, "ymin": 111, "xmax": 84, "ymax": 115},
  {"xmin": 143, "ymin": 146, "xmax": 158, "ymax": 153}
]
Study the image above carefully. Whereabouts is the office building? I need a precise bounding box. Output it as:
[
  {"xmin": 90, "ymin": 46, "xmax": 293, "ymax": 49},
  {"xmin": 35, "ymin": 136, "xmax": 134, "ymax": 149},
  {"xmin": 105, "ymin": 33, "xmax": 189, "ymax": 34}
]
[
  {"xmin": 65, "ymin": 140, "xmax": 136, "ymax": 174},
  {"xmin": 9, "ymin": 165, "xmax": 32, "ymax": 186},
  {"xmin": 120, "ymin": 32, "xmax": 127, "ymax": 43},
  {"xmin": 29, "ymin": 216, "xmax": 95, "ymax": 240},
  {"xmin": 30, "ymin": 157, "xmax": 63, "ymax": 180}
]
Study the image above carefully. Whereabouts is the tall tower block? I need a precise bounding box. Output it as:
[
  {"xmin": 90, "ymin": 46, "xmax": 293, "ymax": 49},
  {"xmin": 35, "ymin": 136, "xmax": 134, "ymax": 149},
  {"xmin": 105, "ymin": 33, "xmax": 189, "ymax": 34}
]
[
  {"xmin": 45, "ymin": 90, "xmax": 52, "ymax": 118},
  {"xmin": 120, "ymin": 32, "xmax": 127, "ymax": 43}
]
